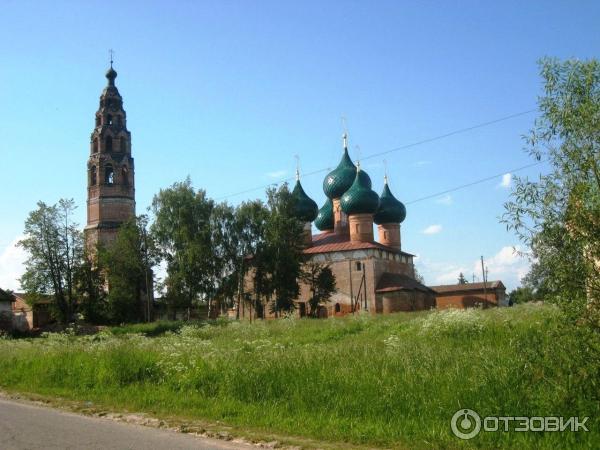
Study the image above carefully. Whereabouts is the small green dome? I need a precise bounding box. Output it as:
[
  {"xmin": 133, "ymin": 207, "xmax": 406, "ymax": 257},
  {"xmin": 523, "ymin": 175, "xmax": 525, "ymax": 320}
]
[
  {"xmin": 323, "ymin": 148, "xmax": 357, "ymax": 199},
  {"xmin": 374, "ymin": 181, "xmax": 407, "ymax": 224},
  {"xmin": 292, "ymin": 179, "xmax": 318, "ymax": 222},
  {"xmin": 314, "ymin": 199, "xmax": 334, "ymax": 230},
  {"xmin": 340, "ymin": 168, "xmax": 380, "ymax": 215}
]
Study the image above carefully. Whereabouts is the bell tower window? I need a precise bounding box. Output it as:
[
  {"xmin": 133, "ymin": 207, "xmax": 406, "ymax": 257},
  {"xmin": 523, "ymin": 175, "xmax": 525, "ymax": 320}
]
[
  {"xmin": 105, "ymin": 165, "xmax": 114, "ymax": 185},
  {"xmin": 90, "ymin": 166, "xmax": 97, "ymax": 186},
  {"xmin": 122, "ymin": 165, "xmax": 129, "ymax": 186},
  {"xmin": 105, "ymin": 136, "xmax": 112, "ymax": 152},
  {"xmin": 107, "ymin": 114, "xmax": 113, "ymax": 125},
  {"xmin": 120, "ymin": 137, "xmax": 127, "ymax": 152}
]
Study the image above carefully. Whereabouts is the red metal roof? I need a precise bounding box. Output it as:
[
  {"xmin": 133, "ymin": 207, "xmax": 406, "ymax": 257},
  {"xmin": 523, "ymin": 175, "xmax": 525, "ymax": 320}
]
[
  {"xmin": 429, "ymin": 281, "xmax": 505, "ymax": 294},
  {"xmin": 304, "ymin": 231, "xmax": 414, "ymax": 256},
  {"xmin": 376, "ymin": 272, "xmax": 434, "ymax": 293}
]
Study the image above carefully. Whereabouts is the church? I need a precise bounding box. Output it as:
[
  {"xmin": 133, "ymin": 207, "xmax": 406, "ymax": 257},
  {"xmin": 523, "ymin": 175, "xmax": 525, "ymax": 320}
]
[
  {"xmin": 84, "ymin": 63, "xmax": 136, "ymax": 251},
  {"xmin": 240, "ymin": 135, "xmax": 436, "ymax": 319},
  {"xmin": 85, "ymin": 64, "xmax": 434, "ymax": 320}
]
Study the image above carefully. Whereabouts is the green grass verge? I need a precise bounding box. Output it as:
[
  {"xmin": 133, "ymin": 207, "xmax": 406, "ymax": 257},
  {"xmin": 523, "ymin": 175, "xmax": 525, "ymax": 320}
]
[{"xmin": 1, "ymin": 304, "xmax": 599, "ymax": 449}]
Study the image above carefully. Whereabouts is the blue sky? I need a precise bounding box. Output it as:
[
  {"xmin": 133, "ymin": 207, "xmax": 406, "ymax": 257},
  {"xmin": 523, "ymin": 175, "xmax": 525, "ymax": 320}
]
[{"xmin": 1, "ymin": 0, "xmax": 599, "ymax": 291}]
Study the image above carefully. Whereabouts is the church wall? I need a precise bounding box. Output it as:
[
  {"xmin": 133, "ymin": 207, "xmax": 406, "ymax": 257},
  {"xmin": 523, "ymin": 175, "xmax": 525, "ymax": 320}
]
[{"xmin": 379, "ymin": 291, "xmax": 435, "ymax": 313}]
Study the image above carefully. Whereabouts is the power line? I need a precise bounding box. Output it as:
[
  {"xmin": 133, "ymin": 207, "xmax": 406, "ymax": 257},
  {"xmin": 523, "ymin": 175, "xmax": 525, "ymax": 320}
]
[
  {"xmin": 215, "ymin": 108, "xmax": 537, "ymax": 201},
  {"xmin": 405, "ymin": 160, "xmax": 546, "ymax": 205}
]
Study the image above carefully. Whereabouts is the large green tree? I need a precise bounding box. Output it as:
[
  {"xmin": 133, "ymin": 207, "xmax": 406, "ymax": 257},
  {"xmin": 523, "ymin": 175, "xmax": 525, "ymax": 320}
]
[
  {"xmin": 301, "ymin": 262, "xmax": 336, "ymax": 317},
  {"xmin": 263, "ymin": 185, "xmax": 307, "ymax": 315},
  {"xmin": 98, "ymin": 216, "xmax": 156, "ymax": 323},
  {"xmin": 19, "ymin": 199, "xmax": 83, "ymax": 323},
  {"xmin": 503, "ymin": 58, "xmax": 600, "ymax": 324},
  {"xmin": 151, "ymin": 178, "xmax": 215, "ymax": 314}
]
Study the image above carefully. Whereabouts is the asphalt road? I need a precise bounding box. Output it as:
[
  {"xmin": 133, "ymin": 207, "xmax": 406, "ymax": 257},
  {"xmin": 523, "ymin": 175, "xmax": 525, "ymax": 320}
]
[{"xmin": 0, "ymin": 398, "xmax": 254, "ymax": 450}]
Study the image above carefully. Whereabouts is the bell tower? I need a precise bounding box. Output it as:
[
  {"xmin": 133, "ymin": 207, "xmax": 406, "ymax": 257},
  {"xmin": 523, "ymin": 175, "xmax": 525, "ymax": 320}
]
[{"xmin": 84, "ymin": 62, "xmax": 135, "ymax": 251}]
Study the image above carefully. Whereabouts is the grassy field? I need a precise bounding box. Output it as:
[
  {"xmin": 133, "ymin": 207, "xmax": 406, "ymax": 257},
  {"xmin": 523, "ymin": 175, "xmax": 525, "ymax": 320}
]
[{"xmin": 1, "ymin": 304, "xmax": 599, "ymax": 449}]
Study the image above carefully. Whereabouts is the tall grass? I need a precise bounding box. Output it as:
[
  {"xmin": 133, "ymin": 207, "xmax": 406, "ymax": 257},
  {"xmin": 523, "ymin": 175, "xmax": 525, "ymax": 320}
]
[{"xmin": 1, "ymin": 304, "xmax": 598, "ymax": 449}]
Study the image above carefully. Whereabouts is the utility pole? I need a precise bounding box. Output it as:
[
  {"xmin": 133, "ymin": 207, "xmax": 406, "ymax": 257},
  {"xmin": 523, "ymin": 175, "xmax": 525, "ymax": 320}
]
[
  {"xmin": 481, "ymin": 256, "xmax": 487, "ymax": 305},
  {"xmin": 348, "ymin": 260, "xmax": 354, "ymax": 314}
]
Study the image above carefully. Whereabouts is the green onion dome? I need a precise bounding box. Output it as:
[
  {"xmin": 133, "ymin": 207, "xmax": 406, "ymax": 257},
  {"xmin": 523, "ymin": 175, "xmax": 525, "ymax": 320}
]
[
  {"xmin": 314, "ymin": 199, "xmax": 334, "ymax": 231},
  {"xmin": 374, "ymin": 178, "xmax": 407, "ymax": 224},
  {"xmin": 340, "ymin": 166, "xmax": 380, "ymax": 215},
  {"xmin": 292, "ymin": 179, "xmax": 318, "ymax": 222},
  {"xmin": 323, "ymin": 147, "xmax": 357, "ymax": 199}
]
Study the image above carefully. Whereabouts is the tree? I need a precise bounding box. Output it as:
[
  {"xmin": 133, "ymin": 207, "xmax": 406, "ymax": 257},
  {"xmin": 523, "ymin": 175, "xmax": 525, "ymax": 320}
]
[
  {"xmin": 263, "ymin": 185, "xmax": 307, "ymax": 315},
  {"xmin": 19, "ymin": 199, "xmax": 83, "ymax": 324},
  {"xmin": 151, "ymin": 178, "xmax": 215, "ymax": 315},
  {"xmin": 508, "ymin": 286, "xmax": 537, "ymax": 305},
  {"xmin": 99, "ymin": 216, "xmax": 156, "ymax": 323},
  {"xmin": 503, "ymin": 58, "xmax": 600, "ymax": 324},
  {"xmin": 457, "ymin": 272, "xmax": 468, "ymax": 284},
  {"xmin": 302, "ymin": 262, "xmax": 336, "ymax": 317}
]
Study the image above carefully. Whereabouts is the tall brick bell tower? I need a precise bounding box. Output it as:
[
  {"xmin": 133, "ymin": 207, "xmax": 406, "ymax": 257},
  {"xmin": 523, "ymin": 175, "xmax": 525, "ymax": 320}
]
[{"xmin": 85, "ymin": 62, "xmax": 135, "ymax": 252}]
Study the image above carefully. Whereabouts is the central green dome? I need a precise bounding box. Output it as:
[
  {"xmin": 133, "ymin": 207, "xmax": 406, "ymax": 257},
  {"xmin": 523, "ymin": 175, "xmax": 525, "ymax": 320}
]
[
  {"xmin": 340, "ymin": 167, "xmax": 380, "ymax": 215},
  {"xmin": 323, "ymin": 148, "xmax": 357, "ymax": 199},
  {"xmin": 374, "ymin": 180, "xmax": 407, "ymax": 224},
  {"xmin": 292, "ymin": 179, "xmax": 318, "ymax": 222},
  {"xmin": 314, "ymin": 199, "xmax": 334, "ymax": 231}
]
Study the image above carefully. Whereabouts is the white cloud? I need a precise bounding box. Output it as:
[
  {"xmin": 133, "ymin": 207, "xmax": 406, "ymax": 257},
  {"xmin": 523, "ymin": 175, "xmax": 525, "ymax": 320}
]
[
  {"xmin": 435, "ymin": 194, "xmax": 453, "ymax": 205},
  {"xmin": 0, "ymin": 236, "xmax": 27, "ymax": 291},
  {"xmin": 478, "ymin": 246, "xmax": 529, "ymax": 288},
  {"xmin": 266, "ymin": 170, "xmax": 287, "ymax": 179},
  {"xmin": 422, "ymin": 224, "xmax": 442, "ymax": 235},
  {"xmin": 499, "ymin": 173, "xmax": 512, "ymax": 188},
  {"xmin": 415, "ymin": 245, "xmax": 530, "ymax": 291}
]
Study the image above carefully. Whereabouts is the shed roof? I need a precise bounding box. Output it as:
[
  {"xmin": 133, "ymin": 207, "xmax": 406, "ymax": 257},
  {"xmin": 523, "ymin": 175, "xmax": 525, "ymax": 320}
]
[{"xmin": 428, "ymin": 281, "xmax": 505, "ymax": 294}]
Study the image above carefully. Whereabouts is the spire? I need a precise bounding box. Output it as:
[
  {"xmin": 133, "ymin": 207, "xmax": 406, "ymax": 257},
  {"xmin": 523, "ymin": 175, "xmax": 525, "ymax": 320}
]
[
  {"xmin": 342, "ymin": 132, "xmax": 348, "ymax": 151},
  {"xmin": 105, "ymin": 49, "xmax": 117, "ymax": 87},
  {"xmin": 294, "ymin": 154, "xmax": 300, "ymax": 181}
]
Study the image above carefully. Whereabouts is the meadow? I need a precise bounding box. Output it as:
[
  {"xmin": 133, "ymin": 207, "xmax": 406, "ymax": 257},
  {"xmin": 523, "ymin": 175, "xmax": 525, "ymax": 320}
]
[{"xmin": 0, "ymin": 304, "xmax": 599, "ymax": 449}]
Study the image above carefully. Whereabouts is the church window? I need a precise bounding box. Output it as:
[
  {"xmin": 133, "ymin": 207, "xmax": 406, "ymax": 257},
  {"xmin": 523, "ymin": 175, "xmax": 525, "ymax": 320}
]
[
  {"xmin": 90, "ymin": 166, "xmax": 97, "ymax": 186},
  {"xmin": 92, "ymin": 138, "xmax": 98, "ymax": 153},
  {"xmin": 107, "ymin": 114, "xmax": 113, "ymax": 125},
  {"xmin": 105, "ymin": 165, "xmax": 114, "ymax": 185},
  {"xmin": 117, "ymin": 116, "xmax": 123, "ymax": 127},
  {"xmin": 120, "ymin": 137, "xmax": 127, "ymax": 152},
  {"xmin": 122, "ymin": 165, "xmax": 129, "ymax": 185},
  {"xmin": 335, "ymin": 303, "xmax": 341, "ymax": 313},
  {"xmin": 355, "ymin": 261, "xmax": 362, "ymax": 271},
  {"xmin": 106, "ymin": 136, "xmax": 113, "ymax": 152}
]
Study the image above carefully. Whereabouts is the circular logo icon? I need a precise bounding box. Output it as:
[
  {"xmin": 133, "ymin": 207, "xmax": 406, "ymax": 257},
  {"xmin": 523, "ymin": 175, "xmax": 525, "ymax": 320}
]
[{"xmin": 451, "ymin": 409, "xmax": 481, "ymax": 440}]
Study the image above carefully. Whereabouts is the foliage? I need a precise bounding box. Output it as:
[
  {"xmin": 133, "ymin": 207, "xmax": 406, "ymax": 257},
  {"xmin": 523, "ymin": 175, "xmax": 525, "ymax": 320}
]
[
  {"xmin": 151, "ymin": 178, "xmax": 215, "ymax": 313},
  {"xmin": 98, "ymin": 216, "xmax": 157, "ymax": 324},
  {"xmin": 1, "ymin": 305, "xmax": 599, "ymax": 449},
  {"xmin": 503, "ymin": 58, "xmax": 600, "ymax": 324},
  {"xmin": 19, "ymin": 199, "xmax": 83, "ymax": 323},
  {"xmin": 509, "ymin": 286, "xmax": 537, "ymax": 305},
  {"xmin": 301, "ymin": 262, "xmax": 336, "ymax": 317},
  {"xmin": 262, "ymin": 185, "xmax": 307, "ymax": 315}
]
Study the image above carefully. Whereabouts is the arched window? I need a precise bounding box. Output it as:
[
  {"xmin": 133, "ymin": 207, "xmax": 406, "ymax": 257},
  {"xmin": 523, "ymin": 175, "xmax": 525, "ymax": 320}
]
[
  {"xmin": 90, "ymin": 166, "xmax": 97, "ymax": 186},
  {"xmin": 335, "ymin": 303, "xmax": 341, "ymax": 313},
  {"xmin": 122, "ymin": 165, "xmax": 129, "ymax": 186},
  {"xmin": 105, "ymin": 136, "xmax": 112, "ymax": 152},
  {"xmin": 120, "ymin": 137, "xmax": 127, "ymax": 152},
  {"xmin": 92, "ymin": 138, "xmax": 98, "ymax": 153},
  {"xmin": 117, "ymin": 116, "xmax": 123, "ymax": 127},
  {"xmin": 107, "ymin": 114, "xmax": 113, "ymax": 125},
  {"xmin": 105, "ymin": 165, "xmax": 114, "ymax": 185}
]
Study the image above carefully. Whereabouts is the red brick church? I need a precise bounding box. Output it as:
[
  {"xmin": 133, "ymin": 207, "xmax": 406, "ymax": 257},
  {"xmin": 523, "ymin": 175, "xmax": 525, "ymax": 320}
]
[{"xmin": 239, "ymin": 134, "xmax": 436, "ymax": 319}]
